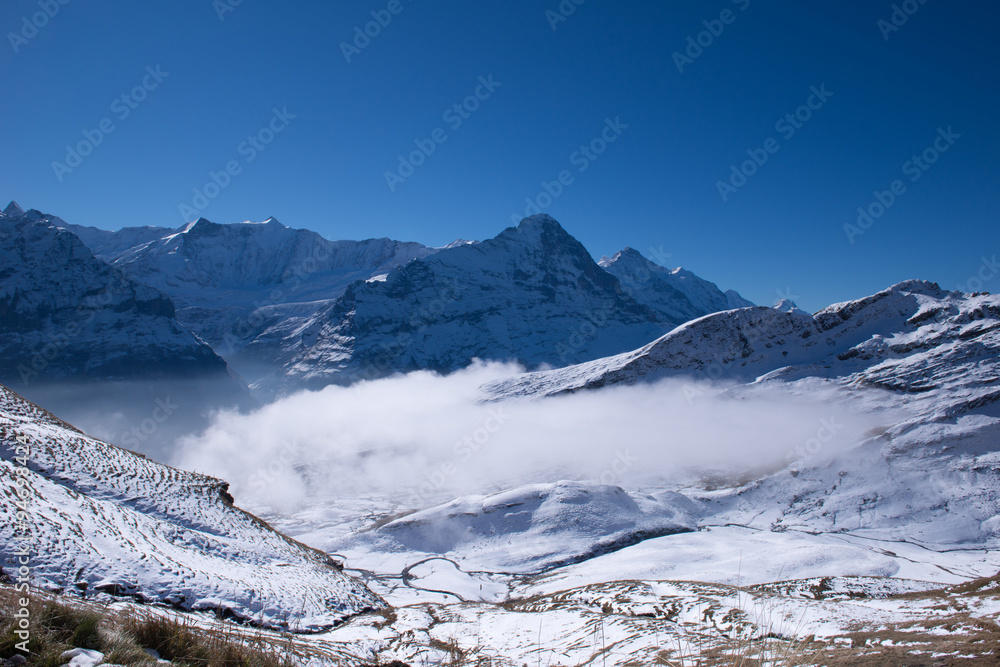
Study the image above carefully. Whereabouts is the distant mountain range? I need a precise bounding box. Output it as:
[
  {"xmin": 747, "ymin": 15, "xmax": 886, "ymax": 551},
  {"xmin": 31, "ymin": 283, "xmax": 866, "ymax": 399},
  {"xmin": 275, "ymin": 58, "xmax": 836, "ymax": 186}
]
[
  {"xmin": 6, "ymin": 202, "xmax": 754, "ymax": 400},
  {"xmin": 65, "ymin": 216, "xmax": 436, "ymax": 354}
]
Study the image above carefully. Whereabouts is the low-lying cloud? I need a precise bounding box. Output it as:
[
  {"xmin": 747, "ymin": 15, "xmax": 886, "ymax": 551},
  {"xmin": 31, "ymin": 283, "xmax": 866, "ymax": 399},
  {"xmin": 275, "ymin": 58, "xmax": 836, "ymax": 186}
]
[{"xmin": 173, "ymin": 362, "xmax": 889, "ymax": 515}]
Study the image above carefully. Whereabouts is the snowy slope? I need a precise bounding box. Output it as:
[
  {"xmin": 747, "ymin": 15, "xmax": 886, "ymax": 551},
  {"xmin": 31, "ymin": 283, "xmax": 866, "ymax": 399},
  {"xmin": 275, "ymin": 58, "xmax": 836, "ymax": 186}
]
[
  {"xmin": 245, "ymin": 215, "xmax": 672, "ymax": 393},
  {"xmin": 142, "ymin": 279, "xmax": 1000, "ymax": 664},
  {"xmin": 598, "ymin": 247, "xmax": 754, "ymax": 323},
  {"xmin": 261, "ymin": 280, "xmax": 1000, "ymax": 587},
  {"xmin": 0, "ymin": 383, "xmax": 382, "ymax": 631},
  {"xmin": 334, "ymin": 482, "xmax": 699, "ymax": 575},
  {"xmin": 67, "ymin": 216, "xmax": 437, "ymax": 355},
  {"xmin": 484, "ymin": 280, "xmax": 991, "ymax": 399},
  {"xmin": 468, "ymin": 280, "xmax": 1000, "ymax": 572}
]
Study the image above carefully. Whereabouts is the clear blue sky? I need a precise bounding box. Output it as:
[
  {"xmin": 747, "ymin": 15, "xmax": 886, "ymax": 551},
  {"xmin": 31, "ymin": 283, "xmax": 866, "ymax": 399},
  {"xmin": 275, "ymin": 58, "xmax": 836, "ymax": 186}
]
[{"xmin": 3, "ymin": 1, "xmax": 998, "ymax": 311}]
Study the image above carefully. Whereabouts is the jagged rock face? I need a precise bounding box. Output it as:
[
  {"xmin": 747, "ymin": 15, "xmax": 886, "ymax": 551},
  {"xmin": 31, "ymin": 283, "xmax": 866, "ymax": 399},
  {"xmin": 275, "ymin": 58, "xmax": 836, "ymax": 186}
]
[
  {"xmin": 249, "ymin": 215, "xmax": 668, "ymax": 392},
  {"xmin": 0, "ymin": 383, "xmax": 383, "ymax": 631},
  {"xmin": 0, "ymin": 207, "xmax": 226, "ymax": 385},
  {"xmin": 67, "ymin": 216, "xmax": 437, "ymax": 353}
]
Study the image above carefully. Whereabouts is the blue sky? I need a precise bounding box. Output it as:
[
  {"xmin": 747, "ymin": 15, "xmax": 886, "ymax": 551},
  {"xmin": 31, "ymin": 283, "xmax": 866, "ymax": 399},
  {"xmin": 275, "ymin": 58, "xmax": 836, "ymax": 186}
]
[{"xmin": 2, "ymin": 0, "xmax": 997, "ymax": 311}]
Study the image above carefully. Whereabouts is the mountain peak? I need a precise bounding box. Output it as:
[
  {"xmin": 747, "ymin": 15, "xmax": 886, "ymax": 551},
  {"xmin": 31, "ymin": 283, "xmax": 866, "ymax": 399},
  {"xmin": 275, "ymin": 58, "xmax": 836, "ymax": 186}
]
[
  {"xmin": 185, "ymin": 217, "xmax": 220, "ymax": 234},
  {"xmin": 3, "ymin": 200, "xmax": 25, "ymax": 217},
  {"xmin": 520, "ymin": 213, "xmax": 559, "ymax": 225},
  {"xmin": 889, "ymin": 279, "xmax": 944, "ymax": 296},
  {"xmin": 774, "ymin": 298, "xmax": 810, "ymax": 316},
  {"xmin": 600, "ymin": 247, "xmax": 648, "ymax": 268},
  {"xmin": 516, "ymin": 213, "xmax": 567, "ymax": 234},
  {"xmin": 493, "ymin": 214, "xmax": 586, "ymax": 258}
]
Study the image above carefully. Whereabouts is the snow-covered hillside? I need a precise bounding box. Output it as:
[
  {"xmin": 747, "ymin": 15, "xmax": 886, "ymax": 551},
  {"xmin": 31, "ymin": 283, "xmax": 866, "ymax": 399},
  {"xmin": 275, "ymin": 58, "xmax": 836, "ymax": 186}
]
[
  {"xmin": 0, "ymin": 382, "xmax": 382, "ymax": 631},
  {"xmin": 236, "ymin": 279, "xmax": 1000, "ymax": 663},
  {"xmin": 485, "ymin": 279, "xmax": 996, "ymax": 400}
]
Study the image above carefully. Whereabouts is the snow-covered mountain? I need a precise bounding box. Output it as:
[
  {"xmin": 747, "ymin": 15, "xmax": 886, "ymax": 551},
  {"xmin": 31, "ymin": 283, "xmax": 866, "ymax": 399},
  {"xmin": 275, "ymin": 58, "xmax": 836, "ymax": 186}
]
[
  {"xmin": 0, "ymin": 203, "xmax": 252, "ymax": 456},
  {"xmin": 598, "ymin": 247, "xmax": 753, "ymax": 323},
  {"xmin": 0, "ymin": 203, "xmax": 235, "ymax": 386},
  {"xmin": 60, "ymin": 211, "xmax": 756, "ymax": 397},
  {"xmin": 0, "ymin": 382, "xmax": 382, "ymax": 631},
  {"xmin": 242, "ymin": 215, "xmax": 674, "ymax": 393},
  {"xmin": 66, "ymin": 216, "xmax": 437, "ymax": 355}
]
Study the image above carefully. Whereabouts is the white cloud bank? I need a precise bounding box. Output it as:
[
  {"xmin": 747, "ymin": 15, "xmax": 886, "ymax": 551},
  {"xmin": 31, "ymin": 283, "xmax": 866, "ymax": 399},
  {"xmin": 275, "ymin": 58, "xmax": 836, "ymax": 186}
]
[{"xmin": 173, "ymin": 362, "xmax": 891, "ymax": 514}]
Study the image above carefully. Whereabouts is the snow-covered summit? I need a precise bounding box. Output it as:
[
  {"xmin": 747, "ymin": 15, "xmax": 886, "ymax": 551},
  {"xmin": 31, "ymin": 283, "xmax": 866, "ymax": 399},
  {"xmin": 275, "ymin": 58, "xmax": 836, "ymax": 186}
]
[
  {"xmin": 599, "ymin": 246, "xmax": 754, "ymax": 325},
  {"xmin": 249, "ymin": 215, "xmax": 666, "ymax": 392},
  {"xmin": 0, "ymin": 206, "xmax": 229, "ymax": 385},
  {"xmin": 774, "ymin": 298, "xmax": 810, "ymax": 316}
]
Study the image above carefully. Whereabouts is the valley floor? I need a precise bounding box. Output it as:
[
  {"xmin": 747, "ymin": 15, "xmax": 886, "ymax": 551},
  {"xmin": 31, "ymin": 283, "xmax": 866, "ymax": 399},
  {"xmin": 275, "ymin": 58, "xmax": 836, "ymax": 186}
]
[{"xmin": 237, "ymin": 496, "xmax": 1000, "ymax": 665}]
